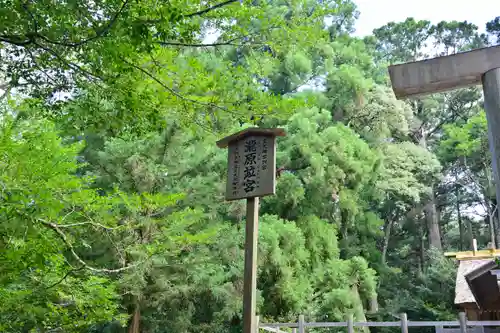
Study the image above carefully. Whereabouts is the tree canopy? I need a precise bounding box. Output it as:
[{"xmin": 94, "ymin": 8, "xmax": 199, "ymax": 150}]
[{"xmin": 1, "ymin": 1, "xmax": 500, "ymax": 332}]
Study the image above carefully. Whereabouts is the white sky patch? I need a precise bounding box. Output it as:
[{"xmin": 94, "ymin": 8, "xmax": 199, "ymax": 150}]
[
  {"xmin": 352, "ymin": 0, "xmax": 496, "ymax": 37},
  {"xmin": 204, "ymin": 27, "xmax": 221, "ymax": 44}
]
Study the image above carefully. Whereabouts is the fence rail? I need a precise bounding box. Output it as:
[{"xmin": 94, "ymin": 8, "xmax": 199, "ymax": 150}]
[{"xmin": 258, "ymin": 313, "xmax": 500, "ymax": 333}]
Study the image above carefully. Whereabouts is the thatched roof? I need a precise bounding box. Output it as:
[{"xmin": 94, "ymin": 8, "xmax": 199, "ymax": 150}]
[{"xmin": 455, "ymin": 259, "xmax": 494, "ymax": 304}]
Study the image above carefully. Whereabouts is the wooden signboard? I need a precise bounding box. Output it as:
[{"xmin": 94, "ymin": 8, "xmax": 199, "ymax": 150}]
[
  {"xmin": 225, "ymin": 135, "xmax": 276, "ymax": 200},
  {"xmin": 216, "ymin": 127, "xmax": 285, "ymax": 333},
  {"xmin": 217, "ymin": 127, "xmax": 285, "ymax": 201}
]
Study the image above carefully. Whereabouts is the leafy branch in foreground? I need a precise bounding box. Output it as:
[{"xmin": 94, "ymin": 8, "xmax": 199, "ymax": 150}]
[
  {"xmin": 0, "ymin": 0, "xmax": 240, "ymax": 48},
  {"xmin": 0, "ymin": 114, "xmax": 215, "ymax": 331},
  {"xmin": 38, "ymin": 218, "xmax": 141, "ymax": 273},
  {"xmin": 0, "ymin": 116, "xmax": 127, "ymax": 331}
]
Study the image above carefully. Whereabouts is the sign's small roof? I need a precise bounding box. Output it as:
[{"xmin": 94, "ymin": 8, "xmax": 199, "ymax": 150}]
[{"xmin": 216, "ymin": 127, "xmax": 286, "ymax": 148}]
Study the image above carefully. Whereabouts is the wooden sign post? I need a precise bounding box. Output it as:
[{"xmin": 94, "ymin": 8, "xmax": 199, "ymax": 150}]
[
  {"xmin": 217, "ymin": 127, "xmax": 286, "ymax": 333},
  {"xmin": 388, "ymin": 45, "xmax": 500, "ymax": 247}
]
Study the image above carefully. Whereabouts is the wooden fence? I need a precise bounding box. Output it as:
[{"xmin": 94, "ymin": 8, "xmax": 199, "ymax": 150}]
[{"xmin": 258, "ymin": 313, "xmax": 500, "ymax": 333}]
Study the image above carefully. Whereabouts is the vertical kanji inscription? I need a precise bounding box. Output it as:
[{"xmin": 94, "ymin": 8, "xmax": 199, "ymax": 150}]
[
  {"xmin": 243, "ymin": 138, "xmax": 258, "ymax": 193},
  {"xmin": 225, "ymin": 134, "xmax": 277, "ymax": 201}
]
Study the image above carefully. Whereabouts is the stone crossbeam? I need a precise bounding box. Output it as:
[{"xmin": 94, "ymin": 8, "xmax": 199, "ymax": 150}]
[{"xmin": 388, "ymin": 45, "xmax": 500, "ymax": 99}]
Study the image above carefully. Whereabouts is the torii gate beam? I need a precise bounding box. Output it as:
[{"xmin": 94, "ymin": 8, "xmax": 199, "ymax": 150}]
[{"xmin": 388, "ymin": 45, "xmax": 500, "ymax": 247}]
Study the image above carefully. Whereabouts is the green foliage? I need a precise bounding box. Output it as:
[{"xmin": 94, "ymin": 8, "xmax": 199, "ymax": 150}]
[
  {"xmin": 0, "ymin": 0, "xmax": 343, "ymax": 135},
  {"xmin": 440, "ymin": 111, "xmax": 489, "ymax": 163},
  {"xmin": 379, "ymin": 249, "xmax": 456, "ymax": 322},
  {"xmin": 372, "ymin": 18, "xmax": 432, "ymax": 63},
  {"xmin": 0, "ymin": 113, "xmax": 217, "ymax": 332},
  {"xmin": 0, "ymin": 117, "xmax": 125, "ymax": 331},
  {"xmin": 268, "ymin": 107, "xmax": 379, "ymax": 218},
  {"xmin": 1, "ymin": 2, "xmax": 495, "ymax": 332},
  {"xmin": 487, "ymin": 16, "xmax": 500, "ymax": 43},
  {"xmin": 378, "ymin": 142, "xmax": 441, "ymax": 207}
]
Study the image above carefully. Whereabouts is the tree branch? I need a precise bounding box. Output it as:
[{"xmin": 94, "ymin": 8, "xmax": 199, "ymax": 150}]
[
  {"xmin": 158, "ymin": 40, "xmax": 240, "ymax": 47},
  {"xmin": 38, "ymin": 218, "xmax": 139, "ymax": 273},
  {"xmin": 24, "ymin": 47, "xmax": 66, "ymax": 88},
  {"xmin": 21, "ymin": 1, "xmax": 39, "ymax": 34},
  {"xmin": 0, "ymin": 0, "xmax": 130, "ymax": 49},
  {"xmin": 0, "ymin": 35, "xmax": 32, "ymax": 46},
  {"xmin": 421, "ymin": 92, "xmax": 475, "ymax": 139},
  {"xmin": 45, "ymin": 266, "xmax": 85, "ymax": 290},
  {"xmin": 119, "ymin": 56, "xmax": 232, "ymax": 114},
  {"xmin": 33, "ymin": 41, "xmax": 104, "ymax": 82},
  {"xmin": 184, "ymin": 0, "xmax": 239, "ymax": 18},
  {"xmin": 36, "ymin": 0, "xmax": 130, "ymax": 47},
  {"xmin": 0, "ymin": 84, "xmax": 11, "ymax": 101},
  {"xmin": 158, "ymin": 35, "xmax": 265, "ymax": 48},
  {"xmin": 56, "ymin": 221, "xmax": 118, "ymax": 230}
]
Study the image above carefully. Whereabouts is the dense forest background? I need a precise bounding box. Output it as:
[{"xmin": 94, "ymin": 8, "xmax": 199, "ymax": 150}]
[{"xmin": 1, "ymin": 1, "xmax": 500, "ymax": 332}]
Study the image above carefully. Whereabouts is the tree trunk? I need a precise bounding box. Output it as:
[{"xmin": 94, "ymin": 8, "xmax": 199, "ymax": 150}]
[
  {"xmin": 418, "ymin": 221, "xmax": 425, "ymax": 275},
  {"xmin": 340, "ymin": 209, "xmax": 350, "ymax": 258},
  {"xmin": 424, "ymin": 189, "xmax": 442, "ymax": 251},
  {"xmin": 484, "ymin": 168, "xmax": 500, "ymax": 247},
  {"xmin": 128, "ymin": 298, "xmax": 141, "ymax": 333},
  {"xmin": 494, "ymin": 205, "xmax": 500, "ymax": 248},
  {"xmin": 487, "ymin": 202, "xmax": 497, "ymax": 248},
  {"xmin": 468, "ymin": 219, "xmax": 474, "ymax": 249},
  {"xmin": 418, "ymin": 133, "xmax": 442, "ymax": 251},
  {"xmin": 382, "ymin": 218, "xmax": 393, "ymax": 265},
  {"xmin": 456, "ymin": 186, "xmax": 464, "ymax": 250},
  {"xmin": 127, "ymin": 228, "xmax": 146, "ymax": 333}
]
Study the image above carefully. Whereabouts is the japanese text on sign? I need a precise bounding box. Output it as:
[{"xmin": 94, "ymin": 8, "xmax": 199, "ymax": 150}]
[
  {"xmin": 243, "ymin": 139, "xmax": 258, "ymax": 193},
  {"xmin": 231, "ymin": 144, "xmax": 240, "ymax": 197},
  {"xmin": 225, "ymin": 135, "xmax": 276, "ymax": 201}
]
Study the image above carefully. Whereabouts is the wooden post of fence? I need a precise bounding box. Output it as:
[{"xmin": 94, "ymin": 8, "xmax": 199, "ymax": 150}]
[
  {"xmin": 298, "ymin": 315, "xmax": 305, "ymax": 333},
  {"xmin": 347, "ymin": 313, "xmax": 354, "ymax": 333},
  {"xmin": 459, "ymin": 312, "xmax": 467, "ymax": 333},
  {"xmin": 292, "ymin": 328, "xmax": 297, "ymax": 333},
  {"xmin": 400, "ymin": 313, "xmax": 408, "ymax": 333},
  {"xmin": 255, "ymin": 316, "xmax": 260, "ymax": 333}
]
